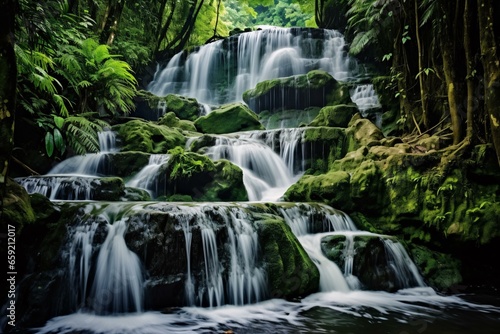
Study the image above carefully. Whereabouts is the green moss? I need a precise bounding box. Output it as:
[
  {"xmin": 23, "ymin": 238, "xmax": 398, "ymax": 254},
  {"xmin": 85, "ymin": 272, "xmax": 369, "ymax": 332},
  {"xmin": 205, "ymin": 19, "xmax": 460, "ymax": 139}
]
[
  {"xmin": 242, "ymin": 70, "xmax": 351, "ymax": 113},
  {"xmin": 201, "ymin": 160, "xmax": 248, "ymax": 201},
  {"xmin": 410, "ymin": 245, "xmax": 462, "ymax": 291},
  {"xmin": 258, "ymin": 217, "xmax": 319, "ymax": 299},
  {"xmin": 284, "ymin": 170, "xmax": 353, "ymax": 211},
  {"xmin": 309, "ymin": 104, "xmax": 358, "ymax": 127},
  {"xmin": 2, "ymin": 178, "xmax": 36, "ymax": 231},
  {"xmin": 108, "ymin": 152, "xmax": 150, "ymax": 178},
  {"xmin": 113, "ymin": 119, "xmax": 186, "ymax": 153},
  {"xmin": 164, "ymin": 94, "xmax": 202, "ymax": 121},
  {"xmin": 259, "ymin": 108, "xmax": 320, "ymax": 129},
  {"xmin": 158, "ymin": 111, "xmax": 197, "ymax": 132},
  {"xmin": 194, "ymin": 103, "xmax": 264, "ymax": 134}
]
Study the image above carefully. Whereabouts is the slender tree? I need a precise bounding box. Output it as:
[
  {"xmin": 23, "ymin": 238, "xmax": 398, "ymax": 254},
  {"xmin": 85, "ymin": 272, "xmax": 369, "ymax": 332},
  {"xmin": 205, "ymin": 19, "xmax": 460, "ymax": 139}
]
[
  {"xmin": 0, "ymin": 0, "xmax": 17, "ymax": 206},
  {"xmin": 477, "ymin": 0, "xmax": 500, "ymax": 165}
]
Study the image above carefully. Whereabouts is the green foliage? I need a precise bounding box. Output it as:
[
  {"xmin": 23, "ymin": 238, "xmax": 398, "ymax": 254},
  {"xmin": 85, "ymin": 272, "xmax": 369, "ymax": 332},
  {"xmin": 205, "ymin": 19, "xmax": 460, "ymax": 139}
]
[{"xmin": 15, "ymin": 0, "xmax": 138, "ymax": 157}]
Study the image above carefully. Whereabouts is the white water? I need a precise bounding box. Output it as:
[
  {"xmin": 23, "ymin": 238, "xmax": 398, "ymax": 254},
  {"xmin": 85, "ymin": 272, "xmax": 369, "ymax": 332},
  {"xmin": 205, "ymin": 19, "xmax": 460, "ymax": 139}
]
[
  {"xmin": 206, "ymin": 135, "xmax": 300, "ymax": 201},
  {"xmin": 350, "ymin": 84, "xmax": 382, "ymax": 127},
  {"xmin": 91, "ymin": 218, "xmax": 144, "ymax": 314},
  {"xmin": 126, "ymin": 154, "xmax": 170, "ymax": 198},
  {"xmin": 148, "ymin": 27, "xmax": 360, "ymax": 107},
  {"xmin": 16, "ymin": 130, "xmax": 119, "ymax": 200}
]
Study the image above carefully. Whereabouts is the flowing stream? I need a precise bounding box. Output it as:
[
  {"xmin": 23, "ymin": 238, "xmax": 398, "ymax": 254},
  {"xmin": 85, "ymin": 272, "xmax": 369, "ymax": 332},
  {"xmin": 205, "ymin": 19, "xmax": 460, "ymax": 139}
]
[{"xmin": 12, "ymin": 27, "xmax": 500, "ymax": 334}]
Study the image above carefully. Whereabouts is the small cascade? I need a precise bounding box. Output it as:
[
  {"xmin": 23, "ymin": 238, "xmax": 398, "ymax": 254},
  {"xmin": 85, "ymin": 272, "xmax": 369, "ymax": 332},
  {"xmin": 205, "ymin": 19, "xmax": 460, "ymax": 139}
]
[
  {"xmin": 91, "ymin": 218, "xmax": 144, "ymax": 314},
  {"xmin": 382, "ymin": 238, "xmax": 426, "ymax": 288},
  {"xmin": 16, "ymin": 130, "xmax": 120, "ymax": 200},
  {"xmin": 50, "ymin": 130, "xmax": 118, "ymax": 175},
  {"xmin": 163, "ymin": 204, "xmax": 267, "ymax": 307},
  {"xmin": 126, "ymin": 154, "xmax": 170, "ymax": 198},
  {"xmin": 350, "ymin": 84, "xmax": 382, "ymax": 127},
  {"xmin": 66, "ymin": 205, "xmax": 145, "ymax": 315},
  {"xmin": 147, "ymin": 27, "xmax": 359, "ymax": 106},
  {"xmin": 278, "ymin": 205, "xmax": 425, "ymax": 292},
  {"xmin": 240, "ymin": 128, "xmax": 306, "ymax": 175},
  {"xmin": 206, "ymin": 136, "xmax": 297, "ymax": 201},
  {"xmin": 226, "ymin": 209, "xmax": 267, "ymax": 305},
  {"xmin": 68, "ymin": 222, "xmax": 99, "ymax": 308}
]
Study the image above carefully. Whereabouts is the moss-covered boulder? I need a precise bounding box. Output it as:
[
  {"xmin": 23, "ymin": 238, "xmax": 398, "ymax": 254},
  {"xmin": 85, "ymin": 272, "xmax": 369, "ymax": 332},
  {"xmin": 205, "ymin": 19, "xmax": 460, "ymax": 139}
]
[
  {"xmin": 159, "ymin": 147, "xmax": 248, "ymax": 201},
  {"xmin": 113, "ymin": 119, "xmax": 186, "ymax": 153},
  {"xmin": 257, "ymin": 216, "xmax": 320, "ymax": 298},
  {"xmin": 194, "ymin": 103, "xmax": 264, "ymax": 134},
  {"xmin": 243, "ymin": 70, "xmax": 352, "ymax": 113},
  {"xmin": 2, "ymin": 178, "xmax": 36, "ymax": 230},
  {"xmin": 107, "ymin": 152, "xmax": 150, "ymax": 178},
  {"xmin": 259, "ymin": 107, "xmax": 321, "ymax": 129},
  {"xmin": 163, "ymin": 94, "xmax": 203, "ymax": 121},
  {"xmin": 285, "ymin": 170, "xmax": 353, "ymax": 210},
  {"xmin": 158, "ymin": 111, "xmax": 197, "ymax": 132},
  {"xmin": 409, "ymin": 244, "xmax": 462, "ymax": 291},
  {"xmin": 309, "ymin": 104, "xmax": 359, "ymax": 128}
]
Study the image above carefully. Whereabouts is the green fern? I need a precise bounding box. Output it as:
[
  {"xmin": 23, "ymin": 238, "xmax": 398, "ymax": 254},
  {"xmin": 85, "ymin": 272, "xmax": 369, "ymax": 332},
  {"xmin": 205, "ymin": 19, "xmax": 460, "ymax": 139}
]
[{"xmin": 64, "ymin": 115, "xmax": 110, "ymax": 155}]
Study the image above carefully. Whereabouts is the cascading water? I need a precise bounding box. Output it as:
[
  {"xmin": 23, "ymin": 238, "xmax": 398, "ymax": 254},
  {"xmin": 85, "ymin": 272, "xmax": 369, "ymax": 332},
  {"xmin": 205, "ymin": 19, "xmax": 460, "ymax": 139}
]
[
  {"xmin": 350, "ymin": 84, "xmax": 382, "ymax": 127},
  {"xmin": 147, "ymin": 27, "xmax": 361, "ymax": 107},
  {"xmin": 205, "ymin": 135, "xmax": 298, "ymax": 201},
  {"xmin": 15, "ymin": 130, "xmax": 119, "ymax": 200},
  {"xmin": 126, "ymin": 154, "xmax": 170, "ymax": 198},
  {"xmin": 13, "ymin": 27, "xmax": 500, "ymax": 334}
]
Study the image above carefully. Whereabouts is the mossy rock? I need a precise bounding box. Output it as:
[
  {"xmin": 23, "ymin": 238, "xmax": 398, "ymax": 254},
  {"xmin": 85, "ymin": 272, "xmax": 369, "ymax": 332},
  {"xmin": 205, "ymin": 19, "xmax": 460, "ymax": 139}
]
[
  {"xmin": 163, "ymin": 94, "xmax": 202, "ymax": 121},
  {"xmin": 346, "ymin": 118, "xmax": 384, "ymax": 151},
  {"xmin": 107, "ymin": 152, "xmax": 150, "ymax": 178},
  {"xmin": 2, "ymin": 178, "xmax": 36, "ymax": 231},
  {"xmin": 194, "ymin": 103, "xmax": 264, "ymax": 134},
  {"xmin": 201, "ymin": 159, "xmax": 248, "ymax": 201},
  {"xmin": 243, "ymin": 70, "xmax": 352, "ymax": 113},
  {"xmin": 113, "ymin": 119, "xmax": 186, "ymax": 153},
  {"xmin": 158, "ymin": 111, "xmax": 197, "ymax": 132},
  {"xmin": 259, "ymin": 107, "xmax": 320, "ymax": 129},
  {"xmin": 309, "ymin": 104, "xmax": 358, "ymax": 128},
  {"xmin": 257, "ymin": 217, "xmax": 320, "ymax": 299},
  {"xmin": 409, "ymin": 245, "xmax": 462, "ymax": 292},
  {"xmin": 284, "ymin": 170, "xmax": 353, "ymax": 210},
  {"xmin": 123, "ymin": 187, "xmax": 152, "ymax": 201},
  {"xmin": 162, "ymin": 147, "xmax": 248, "ymax": 201}
]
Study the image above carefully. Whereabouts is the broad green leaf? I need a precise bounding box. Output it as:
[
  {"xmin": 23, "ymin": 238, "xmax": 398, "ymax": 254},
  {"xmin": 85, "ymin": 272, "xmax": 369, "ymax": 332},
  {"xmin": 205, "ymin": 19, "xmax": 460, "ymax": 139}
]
[
  {"xmin": 54, "ymin": 115, "xmax": 65, "ymax": 129},
  {"xmin": 45, "ymin": 132, "xmax": 54, "ymax": 157},
  {"xmin": 53, "ymin": 128, "xmax": 65, "ymax": 154}
]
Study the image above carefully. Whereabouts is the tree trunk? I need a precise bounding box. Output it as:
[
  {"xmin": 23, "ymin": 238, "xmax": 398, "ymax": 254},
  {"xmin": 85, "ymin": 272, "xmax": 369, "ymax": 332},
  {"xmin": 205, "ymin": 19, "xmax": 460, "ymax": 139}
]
[
  {"xmin": 100, "ymin": 0, "xmax": 126, "ymax": 45},
  {"xmin": 478, "ymin": 0, "xmax": 500, "ymax": 166},
  {"xmin": 441, "ymin": 2, "xmax": 463, "ymax": 145},
  {"xmin": 464, "ymin": 0, "xmax": 476, "ymax": 142},
  {"xmin": 0, "ymin": 0, "xmax": 17, "ymax": 203},
  {"xmin": 415, "ymin": 0, "xmax": 429, "ymax": 129},
  {"xmin": 155, "ymin": 0, "xmax": 177, "ymax": 53}
]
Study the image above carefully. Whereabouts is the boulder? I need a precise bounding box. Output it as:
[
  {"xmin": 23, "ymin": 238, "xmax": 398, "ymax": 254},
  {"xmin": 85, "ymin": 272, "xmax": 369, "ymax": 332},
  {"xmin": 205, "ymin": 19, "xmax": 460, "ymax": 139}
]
[
  {"xmin": 113, "ymin": 119, "xmax": 186, "ymax": 153},
  {"xmin": 158, "ymin": 111, "xmax": 197, "ymax": 132},
  {"xmin": 194, "ymin": 103, "xmax": 264, "ymax": 134},
  {"xmin": 243, "ymin": 70, "xmax": 352, "ymax": 113},
  {"xmin": 309, "ymin": 104, "xmax": 359, "ymax": 127}
]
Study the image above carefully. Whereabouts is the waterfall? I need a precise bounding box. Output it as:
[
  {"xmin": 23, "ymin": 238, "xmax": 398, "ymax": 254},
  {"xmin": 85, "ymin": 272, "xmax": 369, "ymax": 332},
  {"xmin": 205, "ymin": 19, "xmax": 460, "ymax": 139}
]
[
  {"xmin": 350, "ymin": 84, "xmax": 382, "ymax": 127},
  {"xmin": 68, "ymin": 222, "xmax": 99, "ymax": 308},
  {"xmin": 206, "ymin": 135, "xmax": 298, "ymax": 201},
  {"xmin": 164, "ymin": 204, "xmax": 267, "ymax": 307},
  {"xmin": 16, "ymin": 130, "xmax": 119, "ymax": 200},
  {"xmin": 147, "ymin": 27, "xmax": 359, "ymax": 106},
  {"xmin": 126, "ymin": 154, "xmax": 170, "ymax": 198},
  {"xmin": 90, "ymin": 219, "xmax": 144, "ymax": 314},
  {"xmin": 66, "ymin": 205, "xmax": 145, "ymax": 315}
]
